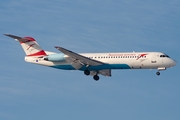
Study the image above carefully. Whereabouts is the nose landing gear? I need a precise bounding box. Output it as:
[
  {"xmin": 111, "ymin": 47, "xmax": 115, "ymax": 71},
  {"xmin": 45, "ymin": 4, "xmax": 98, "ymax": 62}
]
[
  {"xmin": 156, "ymin": 67, "xmax": 166, "ymax": 76},
  {"xmin": 156, "ymin": 71, "xmax": 160, "ymax": 76}
]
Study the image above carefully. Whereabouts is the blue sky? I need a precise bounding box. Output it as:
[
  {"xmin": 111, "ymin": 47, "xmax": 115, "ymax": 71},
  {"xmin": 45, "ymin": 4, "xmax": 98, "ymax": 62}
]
[{"xmin": 0, "ymin": 0, "xmax": 180, "ymax": 120}]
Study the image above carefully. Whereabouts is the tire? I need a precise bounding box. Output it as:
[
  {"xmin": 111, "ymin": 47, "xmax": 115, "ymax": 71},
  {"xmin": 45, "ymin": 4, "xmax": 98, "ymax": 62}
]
[
  {"xmin": 156, "ymin": 72, "xmax": 160, "ymax": 76},
  {"xmin": 84, "ymin": 70, "xmax": 90, "ymax": 75},
  {"xmin": 93, "ymin": 75, "xmax": 99, "ymax": 81}
]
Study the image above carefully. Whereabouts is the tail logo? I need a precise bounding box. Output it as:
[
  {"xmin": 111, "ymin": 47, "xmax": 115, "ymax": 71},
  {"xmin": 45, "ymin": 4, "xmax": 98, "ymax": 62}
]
[{"xmin": 27, "ymin": 43, "xmax": 35, "ymax": 50}]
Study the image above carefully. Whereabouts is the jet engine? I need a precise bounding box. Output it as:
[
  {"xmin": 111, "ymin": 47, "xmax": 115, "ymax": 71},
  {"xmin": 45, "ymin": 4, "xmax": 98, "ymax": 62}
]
[{"xmin": 44, "ymin": 54, "xmax": 65, "ymax": 62}]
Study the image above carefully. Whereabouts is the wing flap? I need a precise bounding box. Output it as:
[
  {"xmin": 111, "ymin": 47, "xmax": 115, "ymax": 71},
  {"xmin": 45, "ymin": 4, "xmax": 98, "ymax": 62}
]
[
  {"xmin": 90, "ymin": 69, "xmax": 111, "ymax": 77},
  {"xmin": 65, "ymin": 57, "xmax": 83, "ymax": 70}
]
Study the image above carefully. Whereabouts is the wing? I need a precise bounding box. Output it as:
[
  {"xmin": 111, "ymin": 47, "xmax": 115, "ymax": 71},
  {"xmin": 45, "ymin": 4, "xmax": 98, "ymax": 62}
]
[
  {"xmin": 90, "ymin": 69, "xmax": 111, "ymax": 77},
  {"xmin": 55, "ymin": 46, "xmax": 104, "ymax": 69},
  {"xmin": 55, "ymin": 46, "xmax": 112, "ymax": 77}
]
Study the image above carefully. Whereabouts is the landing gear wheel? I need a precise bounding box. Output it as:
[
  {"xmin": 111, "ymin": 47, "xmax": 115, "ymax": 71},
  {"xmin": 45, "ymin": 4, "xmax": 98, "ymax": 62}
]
[
  {"xmin": 156, "ymin": 71, "xmax": 160, "ymax": 76},
  {"xmin": 93, "ymin": 75, "xmax": 99, "ymax": 81},
  {"xmin": 84, "ymin": 70, "xmax": 90, "ymax": 75}
]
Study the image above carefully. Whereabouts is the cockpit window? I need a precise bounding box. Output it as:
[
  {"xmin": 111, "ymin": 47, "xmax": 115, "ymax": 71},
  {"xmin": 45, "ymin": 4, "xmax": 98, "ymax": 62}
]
[
  {"xmin": 165, "ymin": 55, "xmax": 170, "ymax": 58},
  {"xmin": 160, "ymin": 54, "xmax": 170, "ymax": 58}
]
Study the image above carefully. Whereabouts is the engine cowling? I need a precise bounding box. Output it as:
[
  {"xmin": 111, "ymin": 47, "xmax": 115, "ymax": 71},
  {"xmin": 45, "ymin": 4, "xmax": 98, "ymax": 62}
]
[{"xmin": 44, "ymin": 54, "xmax": 65, "ymax": 62}]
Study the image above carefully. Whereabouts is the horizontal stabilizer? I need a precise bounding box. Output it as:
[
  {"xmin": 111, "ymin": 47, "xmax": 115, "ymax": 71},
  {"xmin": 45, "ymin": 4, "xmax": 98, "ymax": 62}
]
[
  {"xmin": 4, "ymin": 34, "xmax": 22, "ymax": 39},
  {"xmin": 4, "ymin": 34, "xmax": 35, "ymax": 43}
]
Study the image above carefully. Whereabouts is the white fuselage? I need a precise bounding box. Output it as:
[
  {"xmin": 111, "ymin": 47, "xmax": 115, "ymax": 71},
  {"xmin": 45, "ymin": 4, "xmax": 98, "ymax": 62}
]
[{"xmin": 25, "ymin": 52, "xmax": 176, "ymax": 71}]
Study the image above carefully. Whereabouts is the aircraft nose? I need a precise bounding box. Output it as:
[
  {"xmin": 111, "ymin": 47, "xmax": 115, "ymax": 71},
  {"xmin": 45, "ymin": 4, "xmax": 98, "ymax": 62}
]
[{"xmin": 170, "ymin": 59, "xmax": 177, "ymax": 67}]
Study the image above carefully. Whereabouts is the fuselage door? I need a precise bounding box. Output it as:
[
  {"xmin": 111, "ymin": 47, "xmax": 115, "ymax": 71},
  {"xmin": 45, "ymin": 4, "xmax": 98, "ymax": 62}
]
[{"xmin": 151, "ymin": 54, "xmax": 156, "ymax": 63}]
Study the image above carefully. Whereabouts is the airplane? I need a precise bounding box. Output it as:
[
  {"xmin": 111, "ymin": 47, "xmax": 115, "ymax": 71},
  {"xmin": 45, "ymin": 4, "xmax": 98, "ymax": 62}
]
[{"xmin": 4, "ymin": 34, "xmax": 177, "ymax": 81}]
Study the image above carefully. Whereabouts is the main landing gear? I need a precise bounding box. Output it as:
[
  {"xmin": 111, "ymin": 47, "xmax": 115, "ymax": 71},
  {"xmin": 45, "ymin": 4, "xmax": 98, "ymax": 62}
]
[
  {"xmin": 84, "ymin": 70, "xmax": 90, "ymax": 75},
  {"xmin": 93, "ymin": 75, "xmax": 99, "ymax": 81},
  {"xmin": 84, "ymin": 70, "xmax": 100, "ymax": 81}
]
